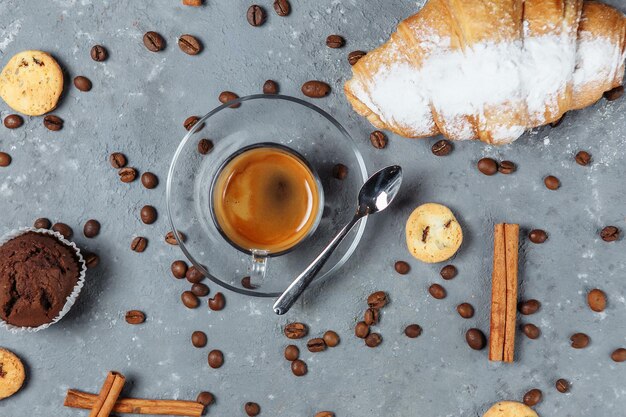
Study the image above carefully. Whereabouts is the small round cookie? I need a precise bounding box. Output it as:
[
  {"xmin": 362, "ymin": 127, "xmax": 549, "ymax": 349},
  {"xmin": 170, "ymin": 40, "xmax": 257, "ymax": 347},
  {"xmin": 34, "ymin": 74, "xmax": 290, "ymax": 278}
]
[
  {"xmin": 406, "ymin": 203, "xmax": 462, "ymax": 263},
  {"xmin": 0, "ymin": 50, "xmax": 64, "ymax": 116},
  {"xmin": 483, "ymin": 401, "xmax": 538, "ymax": 417},
  {"xmin": 0, "ymin": 348, "xmax": 26, "ymax": 399}
]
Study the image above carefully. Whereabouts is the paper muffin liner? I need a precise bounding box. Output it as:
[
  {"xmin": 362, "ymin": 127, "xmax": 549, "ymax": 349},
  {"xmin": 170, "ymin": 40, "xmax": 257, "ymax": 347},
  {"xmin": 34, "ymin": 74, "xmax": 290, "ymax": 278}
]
[{"xmin": 0, "ymin": 227, "xmax": 87, "ymax": 333}]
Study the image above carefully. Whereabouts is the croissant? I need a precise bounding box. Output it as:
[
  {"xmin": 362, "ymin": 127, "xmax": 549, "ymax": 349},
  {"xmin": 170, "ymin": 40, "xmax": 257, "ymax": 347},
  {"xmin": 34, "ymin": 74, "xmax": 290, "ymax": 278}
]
[{"xmin": 344, "ymin": 0, "xmax": 626, "ymax": 144}]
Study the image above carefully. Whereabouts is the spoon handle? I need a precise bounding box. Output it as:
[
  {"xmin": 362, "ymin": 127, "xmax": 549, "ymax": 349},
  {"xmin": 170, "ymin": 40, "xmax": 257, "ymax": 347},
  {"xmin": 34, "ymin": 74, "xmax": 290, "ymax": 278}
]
[{"xmin": 273, "ymin": 214, "xmax": 363, "ymax": 315}]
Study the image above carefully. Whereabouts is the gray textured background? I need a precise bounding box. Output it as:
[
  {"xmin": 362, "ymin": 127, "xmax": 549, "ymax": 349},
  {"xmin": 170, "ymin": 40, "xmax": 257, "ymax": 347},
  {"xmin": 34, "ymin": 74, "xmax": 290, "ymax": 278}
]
[{"xmin": 1, "ymin": 0, "xmax": 625, "ymax": 416}]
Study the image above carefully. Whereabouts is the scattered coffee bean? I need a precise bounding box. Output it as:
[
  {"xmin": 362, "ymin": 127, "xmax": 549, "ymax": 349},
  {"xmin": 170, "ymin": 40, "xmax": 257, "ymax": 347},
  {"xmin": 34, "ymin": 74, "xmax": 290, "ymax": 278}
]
[
  {"xmin": 544, "ymin": 175, "xmax": 560, "ymax": 190},
  {"xmin": 518, "ymin": 299, "xmax": 541, "ymax": 315},
  {"xmin": 600, "ymin": 226, "xmax": 620, "ymax": 242},
  {"xmin": 394, "ymin": 260, "xmax": 410, "ymax": 275},
  {"xmin": 165, "ymin": 230, "xmax": 185, "ymax": 245},
  {"xmin": 291, "ymin": 359, "xmax": 307, "ymax": 376},
  {"xmin": 208, "ymin": 292, "xmax": 225, "ymax": 311},
  {"xmin": 52, "ymin": 223, "xmax": 73, "ymax": 239},
  {"xmin": 284, "ymin": 345, "xmax": 299, "ymax": 361},
  {"xmin": 404, "ymin": 324, "xmax": 422, "ymax": 338},
  {"xmin": 522, "ymin": 323, "xmax": 541, "ymax": 339},
  {"xmin": 183, "ymin": 115, "xmax": 201, "ymax": 131},
  {"xmin": 440, "ymin": 265, "xmax": 457, "ymax": 280},
  {"xmin": 244, "ymin": 402, "xmax": 260, "ymax": 416},
  {"xmin": 570, "ymin": 333, "xmax": 590, "ymax": 349},
  {"xmin": 91, "ymin": 45, "xmax": 107, "ymax": 61},
  {"xmin": 182, "ymin": 291, "xmax": 200, "ymax": 308},
  {"xmin": 575, "ymin": 150, "xmax": 591, "ymax": 166},
  {"xmin": 0, "ymin": 152, "xmax": 11, "ymax": 167},
  {"xmin": 364, "ymin": 308, "xmax": 379, "ymax": 325},
  {"xmin": 611, "ymin": 348, "xmax": 626, "ymax": 362},
  {"xmin": 125, "ymin": 310, "xmax": 146, "ymax": 324},
  {"xmin": 354, "ymin": 321, "xmax": 370, "ymax": 339},
  {"xmin": 219, "ymin": 91, "xmax": 241, "ymax": 108},
  {"xmin": 141, "ymin": 172, "xmax": 158, "ymax": 189},
  {"xmin": 498, "ymin": 160, "xmax": 516, "ymax": 174},
  {"xmin": 348, "ymin": 50, "xmax": 366, "ymax": 65},
  {"xmin": 34, "ymin": 218, "xmax": 51, "ymax": 229},
  {"xmin": 431, "ymin": 139, "xmax": 452, "ymax": 156},
  {"xmin": 326, "ymin": 34, "xmax": 345, "ymax": 49},
  {"xmin": 43, "ymin": 115, "xmax": 63, "ymax": 131},
  {"xmin": 284, "ymin": 322, "xmax": 308, "ymax": 339},
  {"xmin": 143, "ymin": 31, "xmax": 165, "ymax": 52},
  {"xmin": 369, "ymin": 130, "xmax": 387, "ymax": 149},
  {"xmin": 556, "ymin": 379, "xmax": 570, "ymax": 393},
  {"xmin": 4, "ymin": 114, "xmax": 23, "ymax": 129},
  {"xmin": 183, "ymin": 0, "xmax": 202, "ymax": 5},
  {"xmin": 171, "ymin": 260, "xmax": 188, "ymax": 279},
  {"xmin": 323, "ymin": 331, "xmax": 340, "ymax": 347},
  {"xmin": 307, "ymin": 338, "xmax": 326, "ymax": 353},
  {"xmin": 365, "ymin": 332, "xmax": 382, "ymax": 347},
  {"xmin": 332, "ymin": 163, "xmax": 348, "ymax": 180},
  {"xmin": 241, "ymin": 276, "xmax": 256, "ymax": 289},
  {"xmin": 301, "ymin": 80, "xmax": 331, "ymax": 98},
  {"xmin": 457, "ymin": 303, "xmax": 474, "ymax": 319},
  {"xmin": 263, "ymin": 80, "xmax": 279, "ymax": 95},
  {"xmin": 465, "ymin": 328, "xmax": 486, "ymax": 350},
  {"xmin": 477, "ymin": 158, "xmax": 498, "ymax": 175},
  {"xmin": 428, "ymin": 283, "xmax": 446, "ymax": 299},
  {"xmin": 74, "ymin": 76, "xmax": 92, "ymax": 92},
  {"xmin": 118, "ymin": 167, "xmax": 138, "ymax": 183},
  {"xmin": 197, "ymin": 138, "xmax": 214, "ymax": 155},
  {"xmin": 186, "ymin": 267, "xmax": 208, "ymax": 285},
  {"xmin": 523, "ymin": 389, "xmax": 542, "ymax": 406},
  {"xmin": 84, "ymin": 252, "xmax": 100, "ymax": 269},
  {"xmin": 273, "ymin": 0, "xmax": 290, "ymax": 16},
  {"xmin": 367, "ymin": 291, "xmax": 388, "ymax": 308},
  {"xmin": 196, "ymin": 391, "xmax": 214, "ymax": 407},
  {"xmin": 528, "ymin": 229, "xmax": 548, "ymax": 244},
  {"xmin": 587, "ymin": 288, "xmax": 607, "ymax": 312},
  {"xmin": 191, "ymin": 283, "xmax": 210, "ymax": 297},
  {"xmin": 140, "ymin": 205, "xmax": 157, "ymax": 224},
  {"xmin": 192, "ymin": 330, "xmax": 207, "ymax": 347},
  {"xmin": 208, "ymin": 350, "xmax": 224, "ymax": 368},
  {"xmin": 131, "ymin": 236, "xmax": 148, "ymax": 253},
  {"xmin": 315, "ymin": 412, "xmax": 334, "ymax": 417},
  {"xmin": 109, "ymin": 152, "xmax": 127, "ymax": 169},
  {"xmin": 178, "ymin": 34, "xmax": 202, "ymax": 55},
  {"xmin": 247, "ymin": 5, "xmax": 267, "ymax": 26},
  {"xmin": 83, "ymin": 219, "xmax": 101, "ymax": 238},
  {"xmin": 604, "ymin": 85, "xmax": 624, "ymax": 101}
]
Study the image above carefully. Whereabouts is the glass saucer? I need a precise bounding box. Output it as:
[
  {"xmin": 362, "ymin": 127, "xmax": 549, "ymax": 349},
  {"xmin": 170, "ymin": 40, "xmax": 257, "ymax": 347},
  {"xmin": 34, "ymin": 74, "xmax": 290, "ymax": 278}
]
[{"xmin": 166, "ymin": 94, "xmax": 368, "ymax": 297}]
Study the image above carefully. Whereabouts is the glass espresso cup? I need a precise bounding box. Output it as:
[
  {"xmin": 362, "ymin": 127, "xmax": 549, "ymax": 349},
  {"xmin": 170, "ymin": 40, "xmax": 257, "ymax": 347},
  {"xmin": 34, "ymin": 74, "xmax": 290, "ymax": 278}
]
[{"xmin": 210, "ymin": 143, "xmax": 324, "ymax": 283}]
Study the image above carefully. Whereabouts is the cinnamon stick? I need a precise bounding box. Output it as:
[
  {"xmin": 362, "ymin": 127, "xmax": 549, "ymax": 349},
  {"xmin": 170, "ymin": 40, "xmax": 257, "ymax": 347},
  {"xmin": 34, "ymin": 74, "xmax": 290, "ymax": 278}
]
[
  {"xmin": 64, "ymin": 390, "xmax": 204, "ymax": 417},
  {"xmin": 89, "ymin": 371, "xmax": 126, "ymax": 417},
  {"xmin": 503, "ymin": 223, "xmax": 519, "ymax": 363}
]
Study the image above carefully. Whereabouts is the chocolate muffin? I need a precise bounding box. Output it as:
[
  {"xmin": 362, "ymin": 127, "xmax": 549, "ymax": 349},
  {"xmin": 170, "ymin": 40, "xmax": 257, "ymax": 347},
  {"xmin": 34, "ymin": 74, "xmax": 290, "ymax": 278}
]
[{"xmin": 0, "ymin": 232, "xmax": 81, "ymax": 328}]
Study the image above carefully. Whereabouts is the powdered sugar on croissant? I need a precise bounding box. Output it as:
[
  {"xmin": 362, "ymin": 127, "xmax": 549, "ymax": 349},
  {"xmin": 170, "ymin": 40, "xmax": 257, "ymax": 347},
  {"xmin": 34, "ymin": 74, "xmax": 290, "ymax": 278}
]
[{"xmin": 345, "ymin": 0, "xmax": 626, "ymax": 144}]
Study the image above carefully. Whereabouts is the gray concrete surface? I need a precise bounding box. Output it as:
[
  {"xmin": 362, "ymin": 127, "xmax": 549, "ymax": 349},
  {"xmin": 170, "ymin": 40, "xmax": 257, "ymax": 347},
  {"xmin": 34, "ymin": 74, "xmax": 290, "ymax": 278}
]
[{"xmin": 1, "ymin": 0, "xmax": 625, "ymax": 416}]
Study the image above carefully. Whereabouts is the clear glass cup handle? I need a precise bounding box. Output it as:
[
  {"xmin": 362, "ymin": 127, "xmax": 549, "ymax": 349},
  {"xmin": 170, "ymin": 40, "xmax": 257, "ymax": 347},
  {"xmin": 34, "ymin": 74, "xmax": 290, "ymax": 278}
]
[{"xmin": 250, "ymin": 250, "xmax": 268, "ymax": 287}]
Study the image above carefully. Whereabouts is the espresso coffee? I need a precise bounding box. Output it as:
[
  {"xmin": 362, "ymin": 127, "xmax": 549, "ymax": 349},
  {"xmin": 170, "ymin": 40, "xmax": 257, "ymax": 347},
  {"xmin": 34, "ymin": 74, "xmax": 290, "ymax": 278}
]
[{"xmin": 212, "ymin": 145, "xmax": 321, "ymax": 254}]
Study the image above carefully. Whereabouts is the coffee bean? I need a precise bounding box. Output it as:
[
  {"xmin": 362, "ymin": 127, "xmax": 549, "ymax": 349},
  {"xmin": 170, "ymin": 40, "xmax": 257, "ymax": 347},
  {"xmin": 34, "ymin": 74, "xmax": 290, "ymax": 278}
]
[
  {"xmin": 365, "ymin": 332, "xmax": 382, "ymax": 347},
  {"xmin": 84, "ymin": 251, "xmax": 100, "ymax": 269},
  {"xmin": 465, "ymin": 328, "xmax": 486, "ymax": 350},
  {"xmin": 429, "ymin": 283, "xmax": 446, "ymax": 299},
  {"xmin": 52, "ymin": 223, "xmax": 73, "ymax": 239},
  {"xmin": 74, "ymin": 76, "xmax": 92, "ymax": 92},
  {"xmin": 184, "ymin": 116, "xmax": 200, "ymax": 131},
  {"xmin": 354, "ymin": 321, "xmax": 369, "ymax": 339},
  {"xmin": 291, "ymin": 359, "xmax": 307, "ymax": 376},
  {"xmin": 186, "ymin": 265, "xmax": 205, "ymax": 283},
  {"xmin": 178, "ymin": 34, "xmax": 202, "ymax": 55},
  {"xmin": 43, "ymin": 115, "xmax": 63, "ymax": 131},
  {"xmin": 273, "ymin": 0, "xmax": 290, "ymax": 16},
  {"xmin": 247, "ymin": 5, "xmax": 266, "ymax": 26},
  {"xmin": 611, "ymin": 348, "xmax": 626, "ymax": 362},
  {"xmin": 4, "ymin": 114, "xmax": 23, "ymax": 129},
  {"xmin": 183, "ymin": 0, "xmax": 202, "ymax": 5},
  {"xmin": 143, "ymin": 31, "xmax": 165, "ymax": 52},
  {"xmin": 570, "ymin": 332, "xmax": 590, "ymax": 349},
  {"xmin": 125, "ymin": 310, "xmax": 145, "ymax": 324},
  {"xmin": 244, "ymin": 402, "xmax": 260, "ymax": 416},
  {"xmin": 219, "ymin": 91, "xmax": 241, "ymax": 108},
  {"xmin": 550, "ymin": 113, "xmax": 566, "ymax": 127},
  {"xmin": 431, "ymin": 139, "xmax": 452, "ymax": 156},
  {"xmin": 518, "ymin": 299, "xmax": 541, "ymax": 315},
  {"xmin": 326, "ymin": 34, "xmax": 345, "ymax": 49},
  {"xmin": 140, "ymin": 205, "xmax": 157, "ymax": 224},
  {"xmin": 348, "ymin": 50, "xmax": 366, "ymax": 65},
  {"xmin": 196, "ymin": 391, "xmax": 214, "ymax": 407},
  {"xmin": 192, "ymin": 330, "xmax": 207, "ymax": 347},
  {"xmin": 522, "ymin": 323, "xmax": 541, "ymax": 339},
  {"xmin": 165, "ymin": 230, "xmax": 185, "ymax": 245},
  {"xmin": 394, "ymin": 260, "xmax": 410, "ymax": 275},
  {"xmin": 587, "ymin": 288, "xmax": 607, "ymax": 312},
  {"xmin": 131, "ymin": 236, "xmax": 148, "ymax": 253},
  {"xmin": 241, "ymin": 276, "xmax": 256, "ymax": 289},
  {"xmin": 315, "ymin": 412, "xmax": 334, "ymax": 417},
  {"xmin": 262, "ymin": 79, "xmax": 279, "ymax": 95},
  {"xmin": 307, "ymin": 338, "xmax": 326, "ymax": 353},
  {"xmin": 369, "ymin": 130, "xmax": 387, "ymax": 149},
  {"xmin": 141, "ymin": 172, "xmax": 158, "ymax": 189},
  {"xmin": 284, "ymin": 322, "xmax": 308, "ymax": 339},
  {"xmin": 544, "ymin": 175, "xmax": 560, "ymax": 190},
  {"xmin": 83, "ymin": 219, "xmax": 101, "ymax": 238},
  {"xmin": 556, "ymin": 379, "xmax": 570, "ymax": 393},
  {"xmin": 498, "ymin": 161, "xmax": 516, "ymax": 174},
  {"xmin": 171, "ymin": 260, "xmax": 188, "ymax": 279},
  {"xmin": 332, "ymin": 163, "xmax": 348, "ymax": 180},
  {"xmin": 34, "ymin": 218, "xmax": 51, "ymax": 229},
  {"xmin": 575, "ymin": 150, "xmax": 591, "ymax": 166},
  {"xmin": 457, "ymin": 303, "xmax": 474, "ymax": 319},
  {"xmin": 197, "ymin": 138, "xmax": 214, "ymax": 155},
  {"xmin": 302, "ymin": 81, "xmax": 331, "ymax": 98},
  {"xmin": 364, "ymin": 308, "xmax": 379, "ymax": 325},
  {"xmin": 323, "ymin": 330, "xmax": 340, "ymax": 347},
  {"xmin": 109, "ymin": 152, "xmax": 127, "ymax": 169},
  {"xmin": 91, "ymin": 45, "xmax": 108, "ymax": 62},
  {"xmin": 529, "ymin": 229, "xmax": 548, "ymax": 244},
  {"xmin": 182, "ymin": 291, "xmax": 200, "ymax": 308},
  {"xmin": 440, "ymin": 265, "xmax": 457, "ymax": 280},
  {"xmin": 367, "ymin": 291, "xmax": 388, "ymax": 308},
  {"xmin": 191, "ymin": 283, "xmax": 210, "ymax": 297},
  {"xmin": 604, "ymin": 85, "xmax": 624, "ymax": 101},
  {"xmin": 523, "ymin": 389, "xmax": 542, "ymax": 406},
  {"xmin": 0, "ymin": 152, "xmax": 11, "ymax": 167},
  {"xmin": 404, "ymin": 324, "xmax": 422, "ymax": 338},
  {"xmin": 284, "ymin": 344, "xmax": 299, "ymax": 361},
  {"xmin": 600, "ymin": 226, "xmax": 620, "ymax": 242},
  {"xmin": 119, "ymin": 167, "xmax": 138, "ymax": 183},
  {"xmin": 208, "ymin": 350, "xmax": 224, "ymax": 368},
  {"xmin": 477, "ymin": 158, "xmax": 498, "ymax": 175},
  {"xmin": 208, "ymin": 292, "xmax": 225, "ymax": 311}
]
